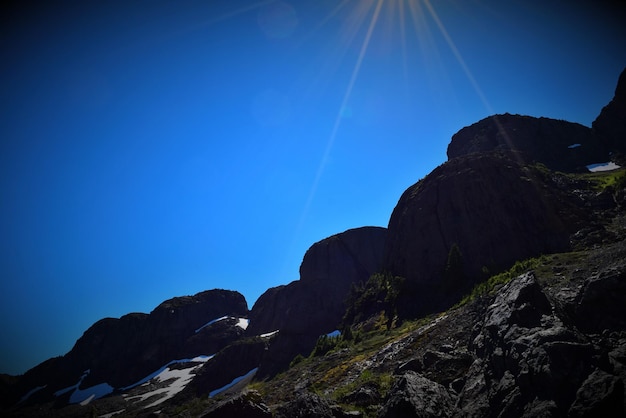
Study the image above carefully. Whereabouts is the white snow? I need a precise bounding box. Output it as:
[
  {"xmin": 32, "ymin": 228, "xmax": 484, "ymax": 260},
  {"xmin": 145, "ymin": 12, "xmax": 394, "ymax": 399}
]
[
  {"xmin": 568, "ymin": 143, "xmax": 582, "ymax": 149},
  {"xmin": 19, "ymin": 385, "xmax": 46, "ymax": 403},
  {"xmin": 236, "ymin": 317, "xmax": 249, "ymax": 330},
  {"xmin": 123, "ymin": 355, "xmax": 213, "ymax": 408},
  {"xmin": 53, "ymin": 370, "xmax": 113, "ymax": 405},
  {"xmin": 208, "ymin": 368, "xmax": 258, "ymax": 398},
  {"xmin": 194, "ymin": 316, "xmax": 228, "ymax": 333},
  {"xmin": 195, "ymin": 316, "xmax": 249, "ymax": 333},
  {"xmin": 260, "ymin": 330, "xmax": 279, "ymax": 338},
  {"xmin": 587, "ymin": 162, "xmax": 621, "ymax": 172},
  {"xmin": 121, "ymin": 355, "xmax": 213, "ymax": 391}
]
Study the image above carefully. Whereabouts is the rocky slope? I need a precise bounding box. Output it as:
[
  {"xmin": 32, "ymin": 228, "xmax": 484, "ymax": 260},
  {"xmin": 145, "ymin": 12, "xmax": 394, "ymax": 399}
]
[
  {"xmin": 245, "ymin": 238, "xmax": 626, "ymax": 418},
  {"xmin": 2, "ymin": 67, "xmax": 625, "ymax": 417}
]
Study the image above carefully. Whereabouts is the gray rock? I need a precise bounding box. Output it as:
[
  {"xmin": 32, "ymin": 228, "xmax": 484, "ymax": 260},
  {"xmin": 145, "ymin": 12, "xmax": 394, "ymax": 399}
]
[
  {"xmin": 459, "ymin": 273, "xmax": 597, "ymax": 416},
  {"xmin": 571, "ymin": 268, "xmax": 626, "ymax": 333},
  {"xmin": 202, "ymin": 390, "xmax": 272, "ymax": 418},
  {"xmin": 378, "ymin": 371, "xmax": 457, "ymax": 418},
  {"xmin": 274, "ymin": 391, "xmax": 345, "ymax": 418},
  {"xmin": 568, "ymin": 368, "xmax": 624, "ymax": 417}
]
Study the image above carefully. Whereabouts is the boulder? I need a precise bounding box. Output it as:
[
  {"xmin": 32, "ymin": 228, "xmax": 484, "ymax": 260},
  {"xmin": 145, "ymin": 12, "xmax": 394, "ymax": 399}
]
[
  {"xmin": 378, "ymin": 371, "xmax": 458, "ymax": 418},
  {"xmin": 201, "ymin": 390, "xmax": 272, "ymax": 418},
  {"xmin": 568, "ymin": 368, "xmax": 624, "ymax": 418},
  {"xmin": 570, "ymin": 268, "xmax": 626, "ymax": 333},
  {"xmin": 274, "ymin": 391, "xmax": 346, "ymax": 418}
]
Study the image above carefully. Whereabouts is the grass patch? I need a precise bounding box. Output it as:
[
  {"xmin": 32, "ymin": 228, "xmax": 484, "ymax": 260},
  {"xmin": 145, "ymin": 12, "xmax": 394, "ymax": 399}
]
[{"xmin": 454, "ymin": 255, "xmax": 550, "ymax": 307}]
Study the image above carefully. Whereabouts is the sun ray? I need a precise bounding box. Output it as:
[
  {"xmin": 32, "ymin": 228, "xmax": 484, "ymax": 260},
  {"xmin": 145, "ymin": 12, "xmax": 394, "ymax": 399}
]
[{"xmin": 295, "ymin": 0, "xmax": 385, "ymax": 233}]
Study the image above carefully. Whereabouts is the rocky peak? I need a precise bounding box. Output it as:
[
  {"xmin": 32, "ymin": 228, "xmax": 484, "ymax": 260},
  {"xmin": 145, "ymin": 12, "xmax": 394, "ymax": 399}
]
[
  {"xmin": 447, "ymin": 113, "xmax": 609, "ymax": 172},
  {"xmin": 6, "ymin": 289, "xmax": 248, "ymax": 408},
  {"xmin": 384, "ymin": 152, "xmax": 588, "ymax": 314},
  {"xmin": 248, "ymin": 226, "xmax": 387, "ymax": 337},
  {"xmin": 246, "ymin": 227, "xmax": 387, "ymax": 376},
  {"xmin": 593, "ymin": 68, "xmax": 626, "ymax": 158}
]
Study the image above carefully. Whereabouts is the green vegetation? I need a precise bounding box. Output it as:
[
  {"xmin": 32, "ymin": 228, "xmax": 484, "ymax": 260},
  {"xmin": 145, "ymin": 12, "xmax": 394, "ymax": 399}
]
[
  {"xmin": 310, "ymin": 333, "xmax": 344, "ymax": 357},
  {"xmin": 583, "ymin": 167, "xmax": 626, "ymax": 191},
  {"xmin": 454, "ymin": 255, "xmax": 549, "ymax": 307},
  {"xmin": 443, "ymin": 243, "xmax": 465, "ymax": 291},
  {"xmin": 343, "ymin": 272, "xmax": 406, "ymax": 329}
]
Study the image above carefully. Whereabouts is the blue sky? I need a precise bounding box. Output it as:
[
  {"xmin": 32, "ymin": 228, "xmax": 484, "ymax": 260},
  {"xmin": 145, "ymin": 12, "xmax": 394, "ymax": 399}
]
[{"xmin": 1, "ymin": 0, "xmax": 625, "ymax": 375}]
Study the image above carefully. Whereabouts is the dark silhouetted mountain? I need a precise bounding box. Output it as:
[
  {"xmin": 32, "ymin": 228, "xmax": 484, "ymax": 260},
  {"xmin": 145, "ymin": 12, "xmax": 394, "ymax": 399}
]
[
  {"xmin": 594, "ymin": 67, "xmax": 626, "ymax": 158},
  {"xmin": 447, "ymin": 113, "xmax": 609, "ymax": 172},
  {"xmin": 247, "ymin": 226, "xmax": 387, "ymax": 376},
  {"xmin": 383, "ymin": 151, "xmax": 599, "ymax": 315},
  {"xmin": 3, "ymin": 289, "xmax": 247, "ymax": 408}
]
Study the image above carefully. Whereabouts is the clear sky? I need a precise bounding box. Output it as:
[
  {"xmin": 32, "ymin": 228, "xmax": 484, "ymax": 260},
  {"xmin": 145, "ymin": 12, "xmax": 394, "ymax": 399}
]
[{"xmin": 1, "ymin": 0, "xmax": 625, "ymax": 376}]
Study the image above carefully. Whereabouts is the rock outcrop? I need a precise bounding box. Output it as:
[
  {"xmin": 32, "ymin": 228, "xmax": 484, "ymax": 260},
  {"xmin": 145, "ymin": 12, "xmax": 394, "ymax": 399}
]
[
  {"xmin": 247, "ymin": 226, "xmax": 387, "ymax": 376},
  {"xmin": 447, "ymin": 113, "xmax": 609, "ymax": 172},
  {"xmin": 379, "ymin": 371, "xmax": 458, "ymax": 418},
  {"xmin": 456, "ymin": 271, "xmax": 626, "ymax": 417},
  {"xmin": 383, "ymin": 152, "xmax": 584, "ymax": 315},
  {"xmin": 593, "ymin": 68, "xmax": 626, "ymax": 158},
  {"xmin": 202, "ymin": 390, "xmax": 272, "ymax": 418}
]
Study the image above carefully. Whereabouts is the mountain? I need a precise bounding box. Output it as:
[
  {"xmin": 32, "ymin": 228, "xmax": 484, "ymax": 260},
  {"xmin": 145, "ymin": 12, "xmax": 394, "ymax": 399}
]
[
  {"xmin": 2, "ymin": 67, "xmax": 625, "ymax": 417},
  {"xmin": 247, "ymin": 226, "xmax": 387, "ymax": 377}
]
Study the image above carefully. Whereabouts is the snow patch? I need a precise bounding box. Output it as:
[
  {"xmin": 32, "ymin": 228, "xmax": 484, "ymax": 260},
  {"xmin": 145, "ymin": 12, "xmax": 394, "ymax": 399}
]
[
  {"xmin": 587, "ymin": 162, "xmax": 621, "ymax": 172},
  {"xmin": 260, "ymin": 330, "xmax": 279, "ymax": 338},
  {"xmin": 195, "ymin": 316, "xmax": 228, "ymax": 333},
  {"xmin": 123, "ymin": 355, "xmax": 213, "ymax": 409},
  {"xmin": 568, "ymin": 143, "xmax": 582, "ymax": 149},
  {"xmin": 209, "ymin": 368, "xmax": 258, "ymax": 398},
  {"xmin": 195, "ymin": 316, "xmax": 249, "ymax": 333},
  {"xmin": 236, "ymin": 317, "xmax": 249, "ymax": 330},
  {"xmin": 54, "ymin": 370, "xmax": 113, "ymax": 405},
  {"xmin": 121, "ymin": 355, "xmax": 213, "ymax": 391}
]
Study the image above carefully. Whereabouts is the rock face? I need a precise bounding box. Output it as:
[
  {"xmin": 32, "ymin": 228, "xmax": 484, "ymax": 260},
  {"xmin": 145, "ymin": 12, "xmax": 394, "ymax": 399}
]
[
  {"xmin": 593, "ymin": 68, "xmax": 626, "ymax": 157},
  {"xmin": 446, "ymin": 113, "xmax": 609, "ymax": 172},
  {"xmin": 456, "ymin": 271, "xmax": 626, "ymax": 417},
  {"xmin": 247, "ymin": 226, "xmax": 387, "ymax": 376},
  {"xmin": 248, "ymin": 226, "xmax": 387, "ymax": 336},
  {"xmin": 384, "ymin": 152, "xmax": 582, "ymax": 314}
]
